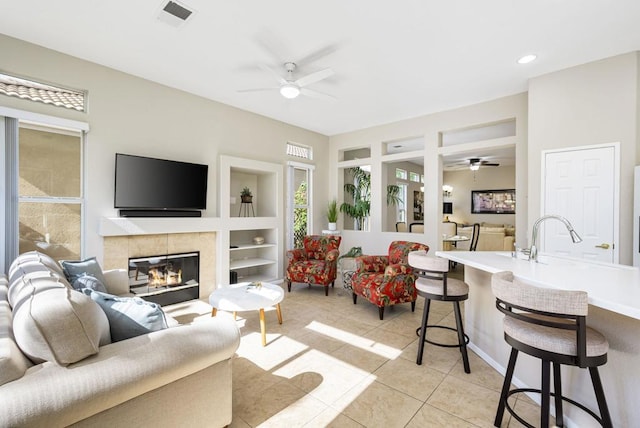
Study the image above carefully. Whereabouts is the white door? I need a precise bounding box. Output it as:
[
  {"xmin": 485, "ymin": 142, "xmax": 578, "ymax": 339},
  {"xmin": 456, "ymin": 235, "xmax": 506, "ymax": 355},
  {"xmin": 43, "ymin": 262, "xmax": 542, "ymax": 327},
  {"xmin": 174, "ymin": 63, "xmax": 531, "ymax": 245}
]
[{"xmin": 542, "ymin": 145, "xmax": 617, "ymax": 263}]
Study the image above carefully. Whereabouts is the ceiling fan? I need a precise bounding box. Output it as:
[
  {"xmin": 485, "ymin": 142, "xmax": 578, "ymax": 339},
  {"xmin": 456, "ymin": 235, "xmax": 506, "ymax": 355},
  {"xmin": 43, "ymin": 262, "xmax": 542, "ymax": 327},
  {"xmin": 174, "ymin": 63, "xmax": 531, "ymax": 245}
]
[
  {"xmin": 238, "ymin": 62, "xmax": 336, "ymax": 100},
  {"xmin": 468, "ymin": 158, "xmax": 500, "ymax": 171}
]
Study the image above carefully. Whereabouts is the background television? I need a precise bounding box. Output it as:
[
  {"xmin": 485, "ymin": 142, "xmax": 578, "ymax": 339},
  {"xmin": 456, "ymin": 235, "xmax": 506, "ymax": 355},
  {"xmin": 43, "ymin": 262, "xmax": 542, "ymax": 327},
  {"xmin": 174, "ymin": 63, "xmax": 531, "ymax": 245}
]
[{"xmin": 114, "ymin": 153, "xmax": 208, "ymax": 212}]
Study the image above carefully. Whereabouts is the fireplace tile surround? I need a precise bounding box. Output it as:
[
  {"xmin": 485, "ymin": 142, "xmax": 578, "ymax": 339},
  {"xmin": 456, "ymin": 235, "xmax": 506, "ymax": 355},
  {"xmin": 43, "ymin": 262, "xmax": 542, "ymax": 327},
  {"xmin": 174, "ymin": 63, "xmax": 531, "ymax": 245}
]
[{"xmin": 103, "ymin": 232, "xmax": 216, "ymax": 299}]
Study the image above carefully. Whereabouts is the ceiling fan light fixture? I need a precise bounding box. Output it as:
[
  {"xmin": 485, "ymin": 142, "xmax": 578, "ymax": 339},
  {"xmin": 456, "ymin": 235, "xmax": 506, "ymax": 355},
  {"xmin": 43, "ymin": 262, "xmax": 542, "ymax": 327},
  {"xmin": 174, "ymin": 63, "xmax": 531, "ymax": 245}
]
[
  {"xmin": 517, "ymin": 54, "xmax": 537, "ymax": 64},
  {"xmin": 469, "ymin": 164, "xmax": 480, "ymax": 171},
  {"xmin": 280, "ymin": 83, "xmax": 300, "ymax": 99}
]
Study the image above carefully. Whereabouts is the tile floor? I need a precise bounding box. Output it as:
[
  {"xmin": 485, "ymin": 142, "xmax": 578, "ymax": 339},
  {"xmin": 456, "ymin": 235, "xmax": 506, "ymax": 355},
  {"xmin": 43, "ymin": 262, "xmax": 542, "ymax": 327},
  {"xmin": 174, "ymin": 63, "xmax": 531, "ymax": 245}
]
[{"xmin": 174, "ymin": 277, "xmax": 546, "ymax": 427}]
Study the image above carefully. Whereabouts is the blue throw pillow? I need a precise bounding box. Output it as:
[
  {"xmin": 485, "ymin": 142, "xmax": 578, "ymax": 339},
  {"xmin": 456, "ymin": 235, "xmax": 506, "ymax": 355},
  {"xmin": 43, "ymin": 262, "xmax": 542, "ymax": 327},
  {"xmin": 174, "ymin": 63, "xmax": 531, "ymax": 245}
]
[
  {"xmin": 72, "ymin": 273, "xmax": 108, "ymax": 293},
  {"xmin": 82, "ymin": 289, "xmax": 168, "ymax": 342},
  {"xmin": 61, "ymin": 257, "xmax": 108, "ymax": 286}
]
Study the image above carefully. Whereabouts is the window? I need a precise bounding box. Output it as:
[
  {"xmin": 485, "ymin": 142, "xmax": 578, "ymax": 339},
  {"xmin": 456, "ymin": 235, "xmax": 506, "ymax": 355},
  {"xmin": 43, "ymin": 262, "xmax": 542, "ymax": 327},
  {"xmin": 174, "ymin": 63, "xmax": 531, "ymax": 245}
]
[
  {"xmin": 396, "ymin": 168, "xmax": 407, "ymax": 180},
  {"xmin": 397, "ymin": 183, "xmax": 408, "ymax": 223},
  {"xmin": 287, "ymin": 162, "xmax": 314, "ymax": 249},
  {"xmin": 409, "ymin": 171, "xmax": 420, "ymax": 182},
  {"xmin": 0, "ymin": 72, "xmax": 86, "ymax": 112},
  {"xmin": 287, "ymin": 141, "xmax": 312, "ymax": 160},
  {"xmin": 18, "ymin": 124, "xmax": 84, "ymax": 260}
]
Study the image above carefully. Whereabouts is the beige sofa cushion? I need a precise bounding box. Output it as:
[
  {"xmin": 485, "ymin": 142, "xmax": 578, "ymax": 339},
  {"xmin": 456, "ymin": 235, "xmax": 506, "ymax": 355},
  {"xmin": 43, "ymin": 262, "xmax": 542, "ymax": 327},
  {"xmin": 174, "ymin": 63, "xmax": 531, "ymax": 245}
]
[
  {"xmin": 9, "ymin": 251, "xmax": 65, "ymax": 278},
  {"xmin": 12, "ymin": 276, "xmax": 110, "ymax": 365},
  {"xmin": 0, "ymin": 276, "xmax": 33, "ymax": 386}
]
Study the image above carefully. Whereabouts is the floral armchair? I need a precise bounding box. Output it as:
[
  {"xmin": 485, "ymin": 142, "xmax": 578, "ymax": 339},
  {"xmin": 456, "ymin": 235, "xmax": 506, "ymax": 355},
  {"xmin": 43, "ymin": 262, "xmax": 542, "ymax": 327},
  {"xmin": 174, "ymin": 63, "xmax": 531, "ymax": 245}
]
[
  {"xmin": 352, "ymin": 241, "xmax": 429, "ymax": 320},
  {"xmin": 285, "ymin": 235, "xmax": 342, "ymax": 296}
]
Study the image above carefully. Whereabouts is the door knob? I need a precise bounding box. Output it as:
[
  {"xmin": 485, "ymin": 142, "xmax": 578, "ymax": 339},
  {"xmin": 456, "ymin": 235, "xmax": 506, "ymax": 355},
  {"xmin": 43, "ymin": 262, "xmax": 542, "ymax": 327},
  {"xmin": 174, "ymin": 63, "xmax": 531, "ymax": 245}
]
[{"xmin": 595, "ymin": 243, "xmax": 610, "ymax": 249}]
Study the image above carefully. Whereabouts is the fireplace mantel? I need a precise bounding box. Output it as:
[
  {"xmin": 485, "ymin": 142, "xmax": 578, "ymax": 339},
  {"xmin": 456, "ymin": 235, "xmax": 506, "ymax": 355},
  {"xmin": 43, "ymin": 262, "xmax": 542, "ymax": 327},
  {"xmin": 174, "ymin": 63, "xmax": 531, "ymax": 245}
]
[{"xmin": 99, "ymin": 216, "xmax": 226, "ymax": 237}]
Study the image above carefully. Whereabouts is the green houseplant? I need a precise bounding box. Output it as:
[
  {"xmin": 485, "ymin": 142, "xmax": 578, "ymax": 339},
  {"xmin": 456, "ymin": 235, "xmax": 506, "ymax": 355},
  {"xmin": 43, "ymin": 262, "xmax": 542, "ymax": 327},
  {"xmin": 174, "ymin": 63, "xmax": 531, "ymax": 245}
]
[
  {"xmin": 240, "ymin": 186, "xmax": 253, "ymax": 203},
  {"xmin": 340, "ymin": 167, "xmax": 402, "ymax": 231},
  {"xmin": 327, "ymin": 199, "xmax": 339, "ymax": 231}
]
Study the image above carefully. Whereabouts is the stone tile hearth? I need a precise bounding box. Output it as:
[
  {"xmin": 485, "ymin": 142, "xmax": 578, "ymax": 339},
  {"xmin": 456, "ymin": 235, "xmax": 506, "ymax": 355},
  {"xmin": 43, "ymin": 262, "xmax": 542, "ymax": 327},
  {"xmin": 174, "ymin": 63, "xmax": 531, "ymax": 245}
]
[{"xmin": 103, "ymin": 232, "xmax": 216, "ymax": 298}]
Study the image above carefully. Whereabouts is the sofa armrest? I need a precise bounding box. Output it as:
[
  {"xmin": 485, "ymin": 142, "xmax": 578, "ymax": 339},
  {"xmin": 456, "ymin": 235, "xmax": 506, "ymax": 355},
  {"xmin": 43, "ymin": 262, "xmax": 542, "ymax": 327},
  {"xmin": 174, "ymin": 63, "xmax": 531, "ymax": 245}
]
[
  {"xmin": 503, "ymin": 236, "xmax": 515, "ymax": 251},
  {"xmin": 0, "ymin": 313, "xmax": 240, "ymax": 427},
  {"xmin": 102, "ymin": 269, "xmax": 130, "ymax": 295}
]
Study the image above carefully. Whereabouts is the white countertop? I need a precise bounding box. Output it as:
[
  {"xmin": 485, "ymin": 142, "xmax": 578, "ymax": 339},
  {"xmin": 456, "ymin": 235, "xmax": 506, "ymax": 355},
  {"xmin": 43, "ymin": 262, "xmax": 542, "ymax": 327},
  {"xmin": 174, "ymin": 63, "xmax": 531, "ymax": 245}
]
[{"xmin": 435, "ymin": 250, "xmax": 640, "ymax": 320}]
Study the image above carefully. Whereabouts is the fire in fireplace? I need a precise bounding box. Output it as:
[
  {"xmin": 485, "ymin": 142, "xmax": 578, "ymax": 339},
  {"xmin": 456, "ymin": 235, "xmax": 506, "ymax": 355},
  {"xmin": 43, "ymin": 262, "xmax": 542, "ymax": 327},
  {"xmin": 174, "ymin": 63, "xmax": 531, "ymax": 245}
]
[{"xmin": 128, "ymin": 252, "xmax": 199, "ymax": 306}]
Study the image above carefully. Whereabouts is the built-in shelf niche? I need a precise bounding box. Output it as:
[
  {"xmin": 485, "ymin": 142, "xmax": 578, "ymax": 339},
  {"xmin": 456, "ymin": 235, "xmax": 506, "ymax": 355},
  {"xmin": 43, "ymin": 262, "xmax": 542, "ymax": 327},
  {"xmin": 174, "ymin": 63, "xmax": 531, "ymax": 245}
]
[{"xmin": 220, "ymin": 155, "xmax": 281, "ymax": 218}]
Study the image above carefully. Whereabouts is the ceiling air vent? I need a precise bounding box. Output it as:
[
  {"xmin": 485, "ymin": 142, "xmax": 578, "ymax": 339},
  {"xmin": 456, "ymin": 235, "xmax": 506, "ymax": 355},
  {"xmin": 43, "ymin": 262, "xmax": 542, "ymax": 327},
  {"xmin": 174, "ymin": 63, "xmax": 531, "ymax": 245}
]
[{"xmin": 157, "ymin": 1, "xmax": 194, "ymax": 27}]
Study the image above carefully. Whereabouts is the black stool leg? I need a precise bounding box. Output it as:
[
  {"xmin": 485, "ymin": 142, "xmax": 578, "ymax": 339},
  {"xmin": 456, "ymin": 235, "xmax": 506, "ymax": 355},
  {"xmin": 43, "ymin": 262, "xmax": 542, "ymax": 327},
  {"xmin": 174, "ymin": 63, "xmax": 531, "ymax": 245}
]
[
  {"xmin": 453, "ymin": 301, "xmax": 470, "ymax": 373},
  {"xmin": 589, "ymin": 367, "xmax": 613, "ymax": 428},
  {"xmin": 495, "ymin": 348, "xmax": 518, "ymax": 427},
  {"xmin": 541, "ymin": 359, "xmax": 551, "ymax": 428},
  {"xmin": 553, "ymin": 362, "xmax": 564, "ymax": 427},
  {"xmin": 416, "ymin": 298, "xmax": 430, "ymax": 365}
]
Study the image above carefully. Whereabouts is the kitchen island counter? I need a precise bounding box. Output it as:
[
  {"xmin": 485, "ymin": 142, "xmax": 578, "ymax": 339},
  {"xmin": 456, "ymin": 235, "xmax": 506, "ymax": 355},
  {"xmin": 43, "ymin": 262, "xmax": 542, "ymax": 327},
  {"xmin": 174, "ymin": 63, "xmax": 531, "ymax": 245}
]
[{"xmin": 435, "ymin": 250, "xmax": 640, "ymax": 427}]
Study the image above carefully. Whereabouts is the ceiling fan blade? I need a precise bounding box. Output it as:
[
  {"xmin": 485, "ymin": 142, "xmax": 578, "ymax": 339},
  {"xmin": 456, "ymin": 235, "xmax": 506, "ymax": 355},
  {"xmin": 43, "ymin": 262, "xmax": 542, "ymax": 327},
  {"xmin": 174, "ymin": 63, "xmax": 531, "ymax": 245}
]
[
  {"xmin": 300, "ymin": 87, "xmax": 337, "ymax": 101},
  {"xmin": 295, "ymin": 43, "xmax": 339, "ymax": 68},
  {"xmin": 295, "ymin": 68, "xmax": 334, "ymax": 87},
  {"xmin": 481, "ymin": 161, "xmax": 500, "ymax": 166},
  {"xmin": 237, "ymin": 87, "xmax": 279, "ymax": 93},
  {"xmin": 258, "ymin": 64, "xmax": 287, "ymax": 85}
]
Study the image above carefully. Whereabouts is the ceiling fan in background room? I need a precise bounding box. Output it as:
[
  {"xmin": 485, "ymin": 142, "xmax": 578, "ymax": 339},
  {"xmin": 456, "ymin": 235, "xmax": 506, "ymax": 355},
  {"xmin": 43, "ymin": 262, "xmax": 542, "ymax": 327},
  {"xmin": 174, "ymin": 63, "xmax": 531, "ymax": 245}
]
[
  {"xmin": 238, "ymin": 61, "xmax": 336, "ymax": 100},
  {"xmin": 468, "ymin": 157, "xmax": 500, "ymax": 171}
]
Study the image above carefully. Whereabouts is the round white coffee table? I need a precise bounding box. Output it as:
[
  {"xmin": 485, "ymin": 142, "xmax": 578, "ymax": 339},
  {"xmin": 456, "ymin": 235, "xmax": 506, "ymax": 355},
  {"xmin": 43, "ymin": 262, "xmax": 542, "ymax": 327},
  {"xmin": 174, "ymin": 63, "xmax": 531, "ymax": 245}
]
[{"xmin": 209, "ymin": 282, "xmax": 284, "ymax": 346}]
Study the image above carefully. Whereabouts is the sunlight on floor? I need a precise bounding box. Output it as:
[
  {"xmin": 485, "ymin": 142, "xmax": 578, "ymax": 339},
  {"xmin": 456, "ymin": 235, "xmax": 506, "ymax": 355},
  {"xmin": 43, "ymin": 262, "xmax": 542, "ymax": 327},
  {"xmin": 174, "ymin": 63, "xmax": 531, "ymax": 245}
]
[{"xmin": 306, "ymin": 320, "xmax": 403, "ymax": 359}]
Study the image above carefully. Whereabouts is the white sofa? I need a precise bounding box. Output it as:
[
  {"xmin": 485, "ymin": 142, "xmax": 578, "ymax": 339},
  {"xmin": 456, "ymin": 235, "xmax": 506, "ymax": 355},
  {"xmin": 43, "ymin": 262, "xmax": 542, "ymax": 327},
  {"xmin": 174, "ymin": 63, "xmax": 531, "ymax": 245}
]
[{"xmin": 0, "ymin": 251, "xmax": 240, "ymax": 427}]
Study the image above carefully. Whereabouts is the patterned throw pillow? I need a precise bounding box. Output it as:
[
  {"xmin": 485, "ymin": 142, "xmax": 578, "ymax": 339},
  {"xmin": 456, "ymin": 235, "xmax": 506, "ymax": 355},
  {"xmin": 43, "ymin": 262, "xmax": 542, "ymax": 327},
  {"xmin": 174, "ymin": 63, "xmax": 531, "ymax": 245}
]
[{"xmin": 72, "ymin": 273, "xmax": 108, "ymax": 293}]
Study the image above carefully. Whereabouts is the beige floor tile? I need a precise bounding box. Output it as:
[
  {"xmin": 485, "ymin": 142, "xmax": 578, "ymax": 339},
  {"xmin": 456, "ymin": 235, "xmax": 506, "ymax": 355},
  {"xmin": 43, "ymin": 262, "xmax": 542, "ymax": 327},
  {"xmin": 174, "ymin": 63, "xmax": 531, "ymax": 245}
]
[
  {"xmin": 304, "ymin": 407, "xmax": 365, "ymax": 428},
  {"xmin": 375, "ymin": 357, "xmax": 446, "ymax": 401},
  {"xmin": 450, "ymin": 350, "xmax": 507, "ymax": 392},
  {"xmin": 274, "ymin": 349, "xmax": 371, "ymax": 406},
  {"xmin": 329, "ymin": 343, "xmax": 390, "ymax": 373},
  {"xmin": 226, "ymin": 280, "xmax": 546, "ymax": 428},
  {"xmin": 257, "ymin": 393, "xmax": 329, "ymax": 428},
  {"xmin": 228, "ymin": 416, "xmax": 251, "ymax": 428},
  {"xmin": 405, "ymin": 403, "xmax": 477, "ymax": 428},
  {"xmin": 362, "ymin": 325, "xmax": 417, "ymax": 350},
  {"xmin": 427, "ymin": 375, "xmax": 505, "ymax": 427},
  {"xmin": 332, "ymin": 378, "xmax": 423, "ymax": 428},
  {"xmin": 233, "ymin": 378, "xmax": 307, "ymax": 426},
  {"xmin": 507, "ymin": 398, "xmax": 556, "ymax": 427},
  {"xmin": 399, "ymin": 339, "xmax": 461, "ymax": 374}
]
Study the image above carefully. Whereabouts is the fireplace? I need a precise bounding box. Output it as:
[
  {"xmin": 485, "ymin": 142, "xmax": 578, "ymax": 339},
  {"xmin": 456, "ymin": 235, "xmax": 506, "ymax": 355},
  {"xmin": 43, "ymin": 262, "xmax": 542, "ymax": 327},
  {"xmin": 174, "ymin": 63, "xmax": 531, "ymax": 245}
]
[{"xmin": 128, "ymin": 252, "xmax": 199, "ymax": 306}]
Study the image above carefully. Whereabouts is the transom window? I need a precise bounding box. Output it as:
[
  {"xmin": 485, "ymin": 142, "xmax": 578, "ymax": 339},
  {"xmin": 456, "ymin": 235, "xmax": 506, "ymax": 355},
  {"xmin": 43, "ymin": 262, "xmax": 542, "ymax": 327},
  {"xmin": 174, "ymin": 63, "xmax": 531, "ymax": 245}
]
[
  {"xmin": 287, "ymin": 141, "xmax": 313, "ymax": 160},
  {"xmin": 396, "ymin": 168, "xmax": 407, "ymax": 180},
  {"xmin": 0, "ymin": 72, "xmax": 86, "ymax": 112}
]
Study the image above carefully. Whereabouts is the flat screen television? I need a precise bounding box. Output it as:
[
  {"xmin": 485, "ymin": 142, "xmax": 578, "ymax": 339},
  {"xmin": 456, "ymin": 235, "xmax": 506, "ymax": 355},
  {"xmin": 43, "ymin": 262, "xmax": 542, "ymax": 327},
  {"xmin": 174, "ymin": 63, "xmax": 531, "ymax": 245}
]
[{"xmin": 114, "ymin": 153, "xmax": 208, "ymax": 215}]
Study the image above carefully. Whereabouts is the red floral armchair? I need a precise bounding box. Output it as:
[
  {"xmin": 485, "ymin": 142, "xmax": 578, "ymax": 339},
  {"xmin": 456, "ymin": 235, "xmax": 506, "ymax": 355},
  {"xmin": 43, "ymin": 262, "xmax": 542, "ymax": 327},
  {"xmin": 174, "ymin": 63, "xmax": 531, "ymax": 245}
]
[
  {"xmin": 285, "ymin": 235, "xmax": 342, "ymax": 296},
  {"xmin": 352, "ymin": 241, "xmax": 429, "ymax": 319}
]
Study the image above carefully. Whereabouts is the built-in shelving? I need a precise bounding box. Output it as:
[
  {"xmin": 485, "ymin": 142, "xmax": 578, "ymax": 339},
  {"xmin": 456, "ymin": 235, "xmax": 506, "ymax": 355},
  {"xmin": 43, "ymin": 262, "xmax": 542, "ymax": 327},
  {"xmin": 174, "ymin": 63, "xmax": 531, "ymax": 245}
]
[{"xmin": 218, "ymin": 155, "xmax": 283, "ymax": 286}]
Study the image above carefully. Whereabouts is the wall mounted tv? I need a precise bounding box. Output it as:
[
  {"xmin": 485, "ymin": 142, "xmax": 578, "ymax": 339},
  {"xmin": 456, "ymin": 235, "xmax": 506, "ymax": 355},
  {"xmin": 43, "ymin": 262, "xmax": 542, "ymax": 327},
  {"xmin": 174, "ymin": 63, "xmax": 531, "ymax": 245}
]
[{"xmin": 114, "ymin": 153, "xmax": 208, "ymax": 217}]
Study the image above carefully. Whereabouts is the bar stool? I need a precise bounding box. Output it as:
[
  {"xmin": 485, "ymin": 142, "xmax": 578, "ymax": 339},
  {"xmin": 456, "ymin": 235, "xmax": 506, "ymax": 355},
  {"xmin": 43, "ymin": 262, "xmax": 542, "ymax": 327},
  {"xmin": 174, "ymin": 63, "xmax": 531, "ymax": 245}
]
[
  {"xmin": 408, "ymin": 251, "xmax": 470, "ymax": 373},
  {"xmin": 491, "ymin": 271, "xmax": 612, "ymax": 428}
]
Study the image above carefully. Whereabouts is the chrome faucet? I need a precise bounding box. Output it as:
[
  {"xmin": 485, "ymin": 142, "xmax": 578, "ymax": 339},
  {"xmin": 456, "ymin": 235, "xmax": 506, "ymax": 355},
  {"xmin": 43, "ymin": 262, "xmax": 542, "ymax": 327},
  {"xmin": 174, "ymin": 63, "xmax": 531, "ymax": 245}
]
[{"xmin": 529, "ymin": 215, "xmax": 582, "ymax": 262}]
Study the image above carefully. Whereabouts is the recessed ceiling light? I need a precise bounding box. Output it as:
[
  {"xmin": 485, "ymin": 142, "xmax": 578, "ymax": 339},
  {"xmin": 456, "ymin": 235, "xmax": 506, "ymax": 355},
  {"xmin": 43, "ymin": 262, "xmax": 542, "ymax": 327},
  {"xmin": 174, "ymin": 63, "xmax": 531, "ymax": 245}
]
[{"xmin": 517, "ymin": 54, "xmax": 537, "ymax": 64}]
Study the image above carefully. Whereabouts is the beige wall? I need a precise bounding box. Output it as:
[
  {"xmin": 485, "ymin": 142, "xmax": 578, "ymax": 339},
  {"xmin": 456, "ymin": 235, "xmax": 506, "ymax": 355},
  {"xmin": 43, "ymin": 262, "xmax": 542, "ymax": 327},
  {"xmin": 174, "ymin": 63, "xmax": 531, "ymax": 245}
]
[
  {"xmin": 443, "ymin": 166, "xmax": 516, "ymax": 226},
  {"xmin": 0, "ymin": 34, "xmax": 330, "ymax": 261},
  {"xmin": 528, "ymin": 52, "xmax": 640, "ymax": 265},
  {"xmin": 330, "ymin": 93, "xmax": 527, "ymax": 255}
]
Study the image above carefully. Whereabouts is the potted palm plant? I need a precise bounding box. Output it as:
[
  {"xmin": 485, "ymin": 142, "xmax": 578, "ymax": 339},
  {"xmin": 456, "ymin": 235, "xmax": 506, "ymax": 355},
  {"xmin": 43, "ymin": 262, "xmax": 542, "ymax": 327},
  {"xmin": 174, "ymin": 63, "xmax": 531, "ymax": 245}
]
[
  {"xmin": 240, "ymin": 186, "xmax": 253, "ymax": 203},
  {"xmin": 340, "ymin": 166, "xmax": 402, "ymax": 231},
  {"xmin": 327, "ymin": 199, "xmax": 339, "ymax": 231}
]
